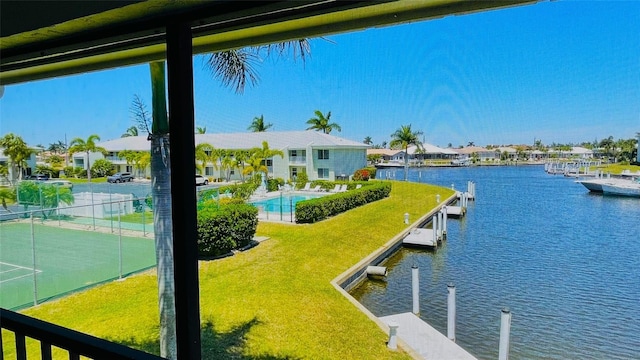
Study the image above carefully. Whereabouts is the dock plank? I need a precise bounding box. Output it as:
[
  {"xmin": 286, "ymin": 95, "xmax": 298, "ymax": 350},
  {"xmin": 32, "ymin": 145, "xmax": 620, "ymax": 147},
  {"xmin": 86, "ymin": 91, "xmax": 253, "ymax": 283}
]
[{"xmin": 380, "ymin": 312, "xmax": 477, "ymax": 360}]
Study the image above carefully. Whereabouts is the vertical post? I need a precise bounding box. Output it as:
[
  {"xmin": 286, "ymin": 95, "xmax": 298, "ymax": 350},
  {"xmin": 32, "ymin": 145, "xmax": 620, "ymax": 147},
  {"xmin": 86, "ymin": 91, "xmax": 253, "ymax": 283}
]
[
  {"xmin": 404, "ymin": 213, "xmax": 409, "ymax": 224},
  {"xmin": 279, "ymin": 191, "xmax": 283, "ymax": 221},
  {"xmin": 290, "ymin": 198, "xmax": 293, "ymax": 223},
  {"xmin": 142, "ymin": 198, "xmax": 146, "ymax": 236},
  {"xmin": 412, "ymin": 265, "xmax": 419, "ymax": 315},
  {"xmin": 442, "ymin": 207, "xmax": 448, "ymax": 238},
  {"xmin": 166, "ymin": 22, "xmax": 201, "ymax": 360},
  {"xmin": 387, "ymin": 321, "xmax": 399, "ymax": 350},
  {"xmin": 30, "ymin": 213, "xmax": 38, "ymax": 306},
  {"xmin": 432, "ymin": 215, "xmax": 437, "ymax": 244},
  {"xmin": 447, "ymin": 283, "xmax": 456, "ymax": 341},
  {"xmin": 118, "ymin": 208, "xmax": 123, "ymax": 279},
  {"xmin": 436, "ymin": 194, "xmax": 440, "ymax": 203},
  {"xmin": 437, "ymin": 210, "xmax": 443, "ymax": 240},
  {"xmin": 109, "ymin": 185, "xmax": 113, "ymax": 233},
  {"xmin": 499, "ymin": 308, "xmax": 512, "ymax": 360},
  {"xmin": 90, "ymin": 182, "xmax": 96, "ymax": 230}
]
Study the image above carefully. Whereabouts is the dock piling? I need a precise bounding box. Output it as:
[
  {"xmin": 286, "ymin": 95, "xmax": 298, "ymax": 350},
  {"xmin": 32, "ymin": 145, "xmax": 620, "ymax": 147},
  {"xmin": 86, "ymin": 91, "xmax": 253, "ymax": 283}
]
[
  {"xmin": 447, "ymin": 283, "xmax": 456, "ymax": 342},
  {"xmin": 412, "ymin": 265, "xmax": 419, "ymax": 315},
  {"xmin": 499, "ymin": 308, "xmax": 512, "ymax": 360},
  {"xmin": 442, "ymin": 207, "xmax": 448, "ymax": 238}
]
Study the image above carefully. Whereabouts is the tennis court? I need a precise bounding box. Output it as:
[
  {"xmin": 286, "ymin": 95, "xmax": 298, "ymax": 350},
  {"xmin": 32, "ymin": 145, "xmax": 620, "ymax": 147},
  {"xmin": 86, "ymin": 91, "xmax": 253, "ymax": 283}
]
[{"xmin": 0, "ymin": 221, "xmax": 156, "ymax": 310}]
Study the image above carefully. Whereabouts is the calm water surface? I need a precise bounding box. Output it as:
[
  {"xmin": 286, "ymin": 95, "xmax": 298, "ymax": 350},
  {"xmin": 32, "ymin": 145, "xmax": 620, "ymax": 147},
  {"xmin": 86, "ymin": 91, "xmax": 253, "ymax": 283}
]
[{"xmin": 351, "ymin": 166, "xmax": 640, "ymax": 360}]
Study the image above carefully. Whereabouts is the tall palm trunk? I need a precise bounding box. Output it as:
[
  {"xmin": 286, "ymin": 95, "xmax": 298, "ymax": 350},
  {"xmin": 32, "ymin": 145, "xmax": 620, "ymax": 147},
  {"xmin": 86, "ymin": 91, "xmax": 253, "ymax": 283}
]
[
  {"xmin": 86, "ymin": 151, "xmax": 92, "ymax": 182},
  {"xmin": 150, "ymin": 61, "xmax": 177, "ymax": 359},
  {"xmin": 404, "ymin": 145, "xmax": 409, "ymax": 181}
]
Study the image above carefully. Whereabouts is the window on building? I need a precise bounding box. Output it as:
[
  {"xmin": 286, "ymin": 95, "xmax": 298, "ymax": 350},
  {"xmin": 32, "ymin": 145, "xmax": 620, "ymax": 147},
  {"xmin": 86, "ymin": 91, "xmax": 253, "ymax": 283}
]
[
  {"xmin": 290, "ymin": 150, "xmax": 298, "ymax": 157},
  {"xmin": 318, "ymin": 168, "xmax": 329, "ymax": 179},
  {"xmin": 266, "ymin": 159, "xmax": 273, "ymax": 166},
  {"xmin": 318, "ymin": 149, "xmax": 329, "ymax": 160}
]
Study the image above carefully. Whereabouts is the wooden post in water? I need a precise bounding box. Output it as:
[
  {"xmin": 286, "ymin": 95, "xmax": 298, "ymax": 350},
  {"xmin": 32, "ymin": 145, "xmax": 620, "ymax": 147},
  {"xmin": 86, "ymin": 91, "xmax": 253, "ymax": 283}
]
[
  {"xmin": 499, "ymin": 308, "xmax": 512, "ymax": 360},
  {"xmin": 412, "ymin": 265, "xmax": 419, "ymax": 315},
  {"xmin": 447, "ymin": 283, "xmax": 456, "ymax": 342}
]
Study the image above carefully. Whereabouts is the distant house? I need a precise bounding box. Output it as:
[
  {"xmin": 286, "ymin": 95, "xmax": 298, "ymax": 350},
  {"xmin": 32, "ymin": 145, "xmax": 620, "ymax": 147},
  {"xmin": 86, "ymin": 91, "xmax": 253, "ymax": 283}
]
[
  {"xmin": 454, "ymin": 146, "xmax": 497, "ymax": 163},
  {"xmin": 366, "ymin": 148, "xmax": 405, "ymax": 164},
  {"xmin": 74, "ymin": 131, "xmax": 368, "ymax": 182},
  {"xmin": 409, "ymin": 144, "xmax": 458, "ymax": 162},
  {"xmin": 549, "ymin": 147, "xmax": 594, "ymax": 159}
]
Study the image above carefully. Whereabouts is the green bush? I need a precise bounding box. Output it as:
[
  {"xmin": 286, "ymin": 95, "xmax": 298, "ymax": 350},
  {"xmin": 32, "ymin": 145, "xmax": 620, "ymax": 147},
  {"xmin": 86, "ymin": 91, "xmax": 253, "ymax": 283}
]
[
  {"xmin": 296, "ymin": 181, "xmax": 391, "ymax": 223},
  {"xmin": 197, "ymin": 203, "xmax": 258, "ymax": 257},
  {"xmin": 199, "ymin": 182, "xmax": 259, "ymax": 202},
  {"xmin": 365, "ymin": 167, "xmax": 377, "ymax": 179},
  {"xmin": 267, "ymin": 177, "xmax": 284, "ymax": 192},
  {"xmin": 295, "ymin": 172, "xmax": 309, "ymax": 189}
]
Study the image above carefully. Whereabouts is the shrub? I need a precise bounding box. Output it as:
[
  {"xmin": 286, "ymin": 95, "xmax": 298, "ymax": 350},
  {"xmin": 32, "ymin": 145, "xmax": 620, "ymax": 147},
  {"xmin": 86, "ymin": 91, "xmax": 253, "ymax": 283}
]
[
  {"xmin": 365, "ymin": 167, "xmax": 377, "ymax": 179},
  {"xmin": 295, "ymin": 172, "xmax": 309, "ymax": 189},
  {"xmin": 267, "ymin": 177, "xmax": 284, "ymax": 192},
  {"xmin": 197, "ymin": 203, "xmax": 258, "ymax": 257},
  {"xmin": 296, "ymin": 181, "xmax": 391, "ymax": 223},
  {"xmin": 199, "ymin": 182, "xmax": 259, "ymax": 201},
  {"xmin": 352, "ymin": 168, "xmax": 370, "ymax": 181}
]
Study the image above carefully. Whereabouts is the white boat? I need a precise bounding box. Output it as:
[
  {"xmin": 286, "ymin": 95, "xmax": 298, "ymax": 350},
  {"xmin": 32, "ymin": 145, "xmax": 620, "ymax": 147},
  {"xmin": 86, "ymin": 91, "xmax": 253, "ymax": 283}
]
[
  {"xmin": 575, "ymin": 178, "xmax": 627, "ymax": 193},
  {"xmin": 601, "ymin": 181, "xmax": 640, "ymax": 198}
]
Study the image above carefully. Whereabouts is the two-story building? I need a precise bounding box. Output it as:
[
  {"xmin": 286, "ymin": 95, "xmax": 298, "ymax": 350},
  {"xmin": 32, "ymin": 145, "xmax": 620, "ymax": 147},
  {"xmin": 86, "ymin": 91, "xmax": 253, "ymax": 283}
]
[{"xmin": 74, "ymin": 130, "xmax": 368, "ymax": 182}]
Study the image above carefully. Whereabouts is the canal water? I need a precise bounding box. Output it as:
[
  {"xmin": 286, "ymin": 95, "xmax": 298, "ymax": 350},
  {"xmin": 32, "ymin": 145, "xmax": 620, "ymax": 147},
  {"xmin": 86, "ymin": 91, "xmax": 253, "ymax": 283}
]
[{"xmin": 351, "ymin": 165, "xmax": 640, "ymax": 360}]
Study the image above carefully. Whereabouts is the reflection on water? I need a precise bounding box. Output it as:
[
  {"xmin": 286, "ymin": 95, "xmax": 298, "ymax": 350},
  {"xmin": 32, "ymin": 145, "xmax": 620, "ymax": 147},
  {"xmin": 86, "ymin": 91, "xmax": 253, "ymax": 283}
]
[{"xmin": 351, "ymin": 166, "xmax": 640, "ymax": 360}]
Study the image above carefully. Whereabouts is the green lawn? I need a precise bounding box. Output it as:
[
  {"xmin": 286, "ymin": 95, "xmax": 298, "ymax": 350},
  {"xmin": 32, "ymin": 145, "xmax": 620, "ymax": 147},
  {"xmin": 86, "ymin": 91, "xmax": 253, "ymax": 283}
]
[
  {"xmin": 5, "ymin": 181, "xmax": 454, "ymax": 359},
  {"xmin": 592, "ymin": 163, "xmax": 640, "ymax": 174}
]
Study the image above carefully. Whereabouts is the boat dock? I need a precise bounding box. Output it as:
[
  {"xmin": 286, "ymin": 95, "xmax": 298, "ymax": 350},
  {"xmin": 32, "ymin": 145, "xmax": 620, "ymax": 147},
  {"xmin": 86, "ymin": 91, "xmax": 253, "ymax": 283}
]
[{"xmin": 380, "ymin": 312, "xmax": 477, "ymax": 360}]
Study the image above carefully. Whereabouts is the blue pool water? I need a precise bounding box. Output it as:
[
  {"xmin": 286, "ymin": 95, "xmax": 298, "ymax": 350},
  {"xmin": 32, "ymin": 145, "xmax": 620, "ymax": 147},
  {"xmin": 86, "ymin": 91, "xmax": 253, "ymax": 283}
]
[
  {"xmin": 250, "ymin": 193, "xmax": 324, "ymax": 213},
  {"xmin": 351, "ymin": 166, "xmax": 640, "ymax": 360}
]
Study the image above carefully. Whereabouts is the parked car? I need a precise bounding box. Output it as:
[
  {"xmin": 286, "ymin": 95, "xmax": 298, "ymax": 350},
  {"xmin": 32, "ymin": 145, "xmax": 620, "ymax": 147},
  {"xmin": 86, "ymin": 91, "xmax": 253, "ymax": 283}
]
[
  {"xmin": 25, "ymin": 174, "xmax": 49, "ymax": 181},
  {"xmin": 195, "ymin": 174, "xmax": 209, "ymax": 186},
  {"xmin": 107, "ymin": 172, "xmax": 134, "ymax": 183},
  {"xmin": 49, "ymin": 180, "xmax": 73, "ymax": 190}
]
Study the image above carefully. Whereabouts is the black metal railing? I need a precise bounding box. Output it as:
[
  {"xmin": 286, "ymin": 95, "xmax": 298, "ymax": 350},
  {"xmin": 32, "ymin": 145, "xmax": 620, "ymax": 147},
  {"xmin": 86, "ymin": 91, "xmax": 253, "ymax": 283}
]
[{"xmin": 1, "ymin": 308, "xmax": 165, "ymax": 360}]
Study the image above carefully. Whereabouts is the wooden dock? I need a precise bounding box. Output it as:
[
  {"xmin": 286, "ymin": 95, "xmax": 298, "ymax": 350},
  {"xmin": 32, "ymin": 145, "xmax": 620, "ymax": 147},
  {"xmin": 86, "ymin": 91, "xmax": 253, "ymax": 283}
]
[{"xmin": 380, "ymin": 312, "xmax": 477, "ymax": 360}]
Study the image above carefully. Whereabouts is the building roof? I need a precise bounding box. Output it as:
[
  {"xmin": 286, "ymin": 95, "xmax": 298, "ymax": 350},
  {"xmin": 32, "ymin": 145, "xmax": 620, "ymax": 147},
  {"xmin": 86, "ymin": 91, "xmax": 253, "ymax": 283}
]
[
  {"xmin": 97, "ymin": 131, "xmax": 368, "ymax": 152},
  {"xmin": 408, "ymin": 143, "xmax": 458, "ymax": 155},
  {"xmin": 496, "ymin": 146, "xmax": 517, "ymax": 153},
  {"xmin": 454, "ymin": 146, "xmax": 492, "ymax": 154},
  {"xmin": 367, "ymin": 149, "xmax": 403, "ymax": 156}
]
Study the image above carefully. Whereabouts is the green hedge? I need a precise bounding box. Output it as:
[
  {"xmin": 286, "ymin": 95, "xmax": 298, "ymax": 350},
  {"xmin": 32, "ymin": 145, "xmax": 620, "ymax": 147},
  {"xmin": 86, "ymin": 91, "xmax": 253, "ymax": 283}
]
[
  {"xmin": 295, "ymin": 181, "xmax": 391, "ymax": 223},
  {"xmin": 197, "ymin": 203, "xmax": 258, "ymax": 257}
]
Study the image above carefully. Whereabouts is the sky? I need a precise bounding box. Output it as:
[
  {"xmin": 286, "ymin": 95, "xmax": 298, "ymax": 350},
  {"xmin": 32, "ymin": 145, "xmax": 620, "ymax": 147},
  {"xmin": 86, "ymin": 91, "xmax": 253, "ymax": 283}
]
[{"xmin": 1, "ymin": 0, "xmax": 639, "ymax": 149}]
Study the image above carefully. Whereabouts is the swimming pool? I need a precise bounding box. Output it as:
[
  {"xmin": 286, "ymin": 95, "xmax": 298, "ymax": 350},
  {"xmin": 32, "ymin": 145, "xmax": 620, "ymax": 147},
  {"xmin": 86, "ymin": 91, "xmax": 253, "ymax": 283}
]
[{"xmin": 250, "ymin": 193, "xmax": 325, "ymax": 213}]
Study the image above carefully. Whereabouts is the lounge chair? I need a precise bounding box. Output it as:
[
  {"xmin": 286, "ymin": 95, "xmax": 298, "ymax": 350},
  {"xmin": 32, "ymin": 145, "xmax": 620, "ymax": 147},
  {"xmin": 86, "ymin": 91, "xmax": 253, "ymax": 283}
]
[
  {"xmin": 355, "ymin": 184, "xmax": 362, "ymax": 189},
  {"xmin": 330, "ymin": 184, "xmax": 341, "ymax": 193},
  {"xmin": 302, "ymin": 182, "xmax": 312, "ymax": 191},
  {"xmin": 339, "ymin": 184, "xmax": 348, "ymax": 192},
  {"xmin": 312, "ymin": 185, "xmax": 322, "ymax": 192}
]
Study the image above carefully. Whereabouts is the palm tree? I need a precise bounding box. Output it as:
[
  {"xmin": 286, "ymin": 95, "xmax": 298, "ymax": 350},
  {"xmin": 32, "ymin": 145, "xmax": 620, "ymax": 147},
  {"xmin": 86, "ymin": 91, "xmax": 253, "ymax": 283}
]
[
  {"xmin": 121, "ymin": 126, "xmax": 139, "ymax": 137},
  {"xmin": 248, "ymin": 141, "xmax": 284, "ymax": 180},
  {"xmin": 247, "ymin": 114, "xmax": 273, "ymax": 132},
  {"xmin": 363, "ymin": 136, "xmax": 373, "ymax": 145},
  {"xmin": 196, "ymin": 126, "xmax": 207, "ymax": 134},
  {"xmin": 68, "ymin": 134, "xmax": 107, "ymax": 182},
  {"xmin": 195, "ymin": 143, "xmax": 215, "ymax": 175},
  {"xmin": 148, "ymin": 39, "xmax": 310, "ymax": 359},
  {"xmin": 0, "ymin": 133, "xmax": 33, "ymax": 181},
  {"xmin": 390, "ymin": 124, "xmax": 423, "ymax": 181},
  {"xmin": 306, "ymin": 110, "xmax": 341, "ymax": 134}
]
